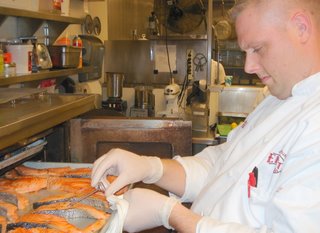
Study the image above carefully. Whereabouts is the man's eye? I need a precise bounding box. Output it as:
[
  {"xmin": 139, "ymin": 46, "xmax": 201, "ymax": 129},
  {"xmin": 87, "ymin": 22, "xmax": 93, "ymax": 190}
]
[{"xmin": 253, "ymin": 47, "xmax": 262, "ymax": 53}]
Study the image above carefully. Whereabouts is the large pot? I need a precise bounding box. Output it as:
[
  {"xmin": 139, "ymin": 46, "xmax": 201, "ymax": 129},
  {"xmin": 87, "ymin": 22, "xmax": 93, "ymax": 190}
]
[{"xmin": 105, "ymin": 72, "xmax": 125, "ymax": 98}]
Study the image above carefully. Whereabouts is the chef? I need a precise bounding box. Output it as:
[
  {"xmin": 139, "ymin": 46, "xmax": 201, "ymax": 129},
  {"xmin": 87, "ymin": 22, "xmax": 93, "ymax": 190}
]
[{"xmin": 91, "ymin": 0, "xmax": 320, "ymax": 232}]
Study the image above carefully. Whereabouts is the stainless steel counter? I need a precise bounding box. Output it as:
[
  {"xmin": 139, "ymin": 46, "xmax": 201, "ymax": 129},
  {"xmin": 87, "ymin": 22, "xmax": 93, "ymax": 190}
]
[{"xmin": 0, "ymin": 93, "xmax": 96, "ymax": 150}]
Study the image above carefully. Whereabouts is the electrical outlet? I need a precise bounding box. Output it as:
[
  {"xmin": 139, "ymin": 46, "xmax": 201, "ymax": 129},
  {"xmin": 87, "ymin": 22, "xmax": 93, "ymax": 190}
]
[{"xmin": 186, "ymin": 49, "xmax": 194, "ymax": 81}]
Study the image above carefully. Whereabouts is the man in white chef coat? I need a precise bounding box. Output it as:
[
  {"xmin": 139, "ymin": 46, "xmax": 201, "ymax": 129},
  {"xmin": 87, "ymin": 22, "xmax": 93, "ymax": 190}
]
[{"xmin": 91, "ymin": 0, "xmax": 320, "ymax": 232}]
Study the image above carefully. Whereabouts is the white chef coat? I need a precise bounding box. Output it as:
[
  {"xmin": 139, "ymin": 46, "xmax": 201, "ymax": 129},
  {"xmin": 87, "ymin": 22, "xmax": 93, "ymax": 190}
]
[{"xmin": 174, "ymin": 72, "xmax": 320, "ymax": 233}]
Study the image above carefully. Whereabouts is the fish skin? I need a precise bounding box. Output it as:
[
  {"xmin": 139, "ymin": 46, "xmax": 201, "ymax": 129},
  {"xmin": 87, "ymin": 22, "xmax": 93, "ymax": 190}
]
[
  {"xmin": 16, "ymin": 213, "xmax": 83, "ymax": 233},
  {"xmin": 33, "ymin": 202, "xmax": 109, "ymax": 220},
  {"xmin": 33, "ymin": 193, "xmax": 109, "ymax": 212},
  {"xmin": 7, "ymin": 222, "xmax": 49, "ymax": 231},
  {"xmin": 7, "ymin": 227, "xmax": 64, "ymax": 233},
  {"xmin": 33, "ymin": 202, "xmax": 109, "ymax": 233},
  {"xmin": 0, "ymin": 191, "xmax": 29, "ymax": 210}
]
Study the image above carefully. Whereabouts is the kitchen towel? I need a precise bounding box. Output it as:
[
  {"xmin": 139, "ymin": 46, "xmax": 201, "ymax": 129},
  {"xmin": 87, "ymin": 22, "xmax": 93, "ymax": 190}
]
[{"xmin": 101, "ymin": 195, "xmax": 128, "ymax": 233}]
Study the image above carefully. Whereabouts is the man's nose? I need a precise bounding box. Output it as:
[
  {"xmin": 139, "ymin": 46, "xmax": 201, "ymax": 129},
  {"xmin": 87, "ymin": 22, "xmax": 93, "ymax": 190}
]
[{"xmin": 244, "ymin": 54, "xmax": 260, "ymax": 74}]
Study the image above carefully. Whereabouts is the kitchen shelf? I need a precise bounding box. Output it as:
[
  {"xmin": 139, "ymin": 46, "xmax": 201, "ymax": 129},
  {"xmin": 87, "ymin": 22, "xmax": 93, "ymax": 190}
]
[
  {"xmin": 0, "ymin": 92, "xmax": 96, "ymax": 150},
  {"xmin": 0, "ymin": 6, "xmax": 84, "ymax": 45},
  {"xmin": 0, "ymin": 66, "xmax": 94, "ymax": 86},
  {"xmin": 0, "ymin": 6, "xmax": 83, "ymax": 24}
]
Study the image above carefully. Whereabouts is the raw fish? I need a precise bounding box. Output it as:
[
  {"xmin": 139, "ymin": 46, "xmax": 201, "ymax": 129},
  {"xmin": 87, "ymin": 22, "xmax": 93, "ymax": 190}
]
[
  {"xmin": 33, "ymin": 193, "xmax": 109, "ymax": 212},
  {"xmin": 0, "ymin": 200, "xmax": 18, "ymax": 222},
  {"xmin": 0, "ymin": 216, "xmax": 6, "ymax": 233},
  {"xmin": 0, "ymin": 190, "xmax": 29, "ymax": 210},
  {"xmin": 9, "ymin": 214, "xmax": 82, "ymax": 233},
  {"xmin": 0, "ymin": 177, "xmax": 47, "ymax": 193}
]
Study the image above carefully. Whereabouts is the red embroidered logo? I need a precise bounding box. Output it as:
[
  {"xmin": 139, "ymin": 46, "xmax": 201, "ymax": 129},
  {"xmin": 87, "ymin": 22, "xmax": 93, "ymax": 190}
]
[{"xmin": 266, "ymin": 150, "xmax": 287, "ymax": 173}]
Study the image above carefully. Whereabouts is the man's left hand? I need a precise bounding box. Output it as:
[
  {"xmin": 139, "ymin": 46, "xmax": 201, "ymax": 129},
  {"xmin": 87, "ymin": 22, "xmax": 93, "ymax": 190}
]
[{"xmin": 123, "ymin": 188, "xmax": 179, "ymax": 233}]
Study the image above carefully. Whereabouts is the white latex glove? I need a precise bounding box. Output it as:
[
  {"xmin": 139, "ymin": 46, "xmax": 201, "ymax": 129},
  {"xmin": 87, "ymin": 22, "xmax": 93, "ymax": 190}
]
[
  {"xmin": 123, "ymin": 188, "xmax": 179, "ymax": 232},
  {"xmin": 91, "ymin": 148, "xmax": 163, "ymax": 196}
]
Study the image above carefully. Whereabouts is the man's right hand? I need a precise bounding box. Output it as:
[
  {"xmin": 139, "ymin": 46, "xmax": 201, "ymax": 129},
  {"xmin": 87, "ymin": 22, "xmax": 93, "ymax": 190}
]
[{"xmin": 91, "ymin": 148, "xmax": 163, "ymax": 197}]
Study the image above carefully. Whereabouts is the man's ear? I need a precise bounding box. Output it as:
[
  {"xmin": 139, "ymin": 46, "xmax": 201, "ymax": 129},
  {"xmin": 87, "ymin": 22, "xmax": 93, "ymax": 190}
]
[{"xmin": 291, "ymin": 12, "xmax": 311, "ymax": 43}]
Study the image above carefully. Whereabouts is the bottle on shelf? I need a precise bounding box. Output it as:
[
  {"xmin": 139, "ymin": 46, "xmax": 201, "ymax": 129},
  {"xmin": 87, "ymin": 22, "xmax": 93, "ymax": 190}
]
[
  {"xmin": 0, "ymin": 49, "xmax": 3, "ymax": 76},
  {"xmin": 72, "ymin": 35, "xmax": 82, "ymax": 68},
  {"xmin": 148, "ymin": 11, "xmax": 160, "ymax": 36}
]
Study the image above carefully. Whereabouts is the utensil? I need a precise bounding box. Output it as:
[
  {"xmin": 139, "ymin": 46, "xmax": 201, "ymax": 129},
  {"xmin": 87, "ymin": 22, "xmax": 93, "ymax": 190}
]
[
  {"xmin": 68, "ymin": 182, "xmax": 106, "ymax": 208},
  {"xmin": 67, "ymin": 189, "xmax": 100, "ymax": 208},
  {"xmin": 84, "ymin": 14, "xmax": 94, "ymax": 34},
  {"xmin": 93, "ymin": 17, "xmax": 101, "ymax": 35}
]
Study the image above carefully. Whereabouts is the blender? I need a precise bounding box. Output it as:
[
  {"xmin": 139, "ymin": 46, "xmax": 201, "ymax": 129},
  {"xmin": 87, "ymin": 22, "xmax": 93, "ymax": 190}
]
[{"xmin": 102, "ymin": 72, "xmax": 127, "ymax": 114}]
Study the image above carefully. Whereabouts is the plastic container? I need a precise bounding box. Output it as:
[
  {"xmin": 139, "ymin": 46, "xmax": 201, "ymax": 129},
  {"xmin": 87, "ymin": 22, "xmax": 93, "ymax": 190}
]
[{"xmin": 6, "ymin": 44, "xmax": 33, "ymax": 74}]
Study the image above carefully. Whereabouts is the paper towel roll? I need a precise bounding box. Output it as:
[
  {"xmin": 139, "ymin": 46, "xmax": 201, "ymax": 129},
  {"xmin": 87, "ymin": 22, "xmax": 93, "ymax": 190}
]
[
  {"xmin": 210, "ymin": 59, "xmax": 226, "ymax": 86},
  {"xmin": 76, "ymin": 80, "xmax": 102, "ymax": 95}
]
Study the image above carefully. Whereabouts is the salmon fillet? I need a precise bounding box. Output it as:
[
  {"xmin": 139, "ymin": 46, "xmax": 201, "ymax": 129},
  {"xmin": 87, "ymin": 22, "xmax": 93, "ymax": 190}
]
[
  {"xmin": 18, "ymin": 213, "xmax": 82, "ymax": 233},
  {"xmin": 33, "ymin": 192, "xmax": 109, "ymax": 212},
  {"xmin": 0, "ymin": 216, "xmax": 6, "ymax": 233},
  {"xmin": 15, "ymin": 165, "xmax": 71, "ymax": 177},
  {"xmin": 0, "ymin": 200, "xmax": 18, "ymax": 222},
  {"xmin": 14, "ymin": 165, "xmax": 91, "ymax": 178},
  {"xmin": 8, "ymin": 228, "xmax": 64, "ymax": 233},
  {"xmin": 33, "ymin": 202, "xmax": 109, "ymax": 233},
  {"xmin": 4, "ymin": 169, "xmax": 20, "ymax": 179},
  {"xmin": 0, "ymin": 190, "xmax": 30, "ymax": 210},
  {"xmin": 47, "ymin": 176, "xmax": 128, "ymax": 196},
  {"xmin": 0, "ymin": 177, "xmax": 47, "ymax": 193},
  {"xmin": 47, "ymin": 177, "xmax": 93, "ymax": 193},
  {"xmin": 33, "ymin": 202, "xmax": 109, "ymax": 220}
]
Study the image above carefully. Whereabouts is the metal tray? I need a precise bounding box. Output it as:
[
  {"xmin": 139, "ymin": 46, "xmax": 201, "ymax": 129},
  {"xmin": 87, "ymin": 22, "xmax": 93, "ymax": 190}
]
[
  {"xmin": 0, "ymin": 139, "xmax": 47, "ymax": 170},
  {"xmin": 14, "ymin": 161, "xmax": 110, "ymax": 233}
]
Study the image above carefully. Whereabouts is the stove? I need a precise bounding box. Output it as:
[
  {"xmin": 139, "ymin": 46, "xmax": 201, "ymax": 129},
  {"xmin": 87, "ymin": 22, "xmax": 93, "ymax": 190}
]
[{"xmin": 102, "ymin": 97, "xmax": 127, "ymax": 114}]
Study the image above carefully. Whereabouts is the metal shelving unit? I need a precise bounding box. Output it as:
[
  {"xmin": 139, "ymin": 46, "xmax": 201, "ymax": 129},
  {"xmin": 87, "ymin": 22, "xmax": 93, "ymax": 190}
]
[
  {"xmin": 0, "ymin": 66, "xmax": 94, "ymax": 86},
  {"xmin": 0, "ymin": 6, "xmax": 90, "ymax": 86}
]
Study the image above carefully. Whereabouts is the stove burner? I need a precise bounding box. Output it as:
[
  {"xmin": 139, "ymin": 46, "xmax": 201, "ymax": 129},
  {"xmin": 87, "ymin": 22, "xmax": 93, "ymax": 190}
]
[{"xmin": 102, "ymin": 97, "xmax": 127, "ymax": 113}]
